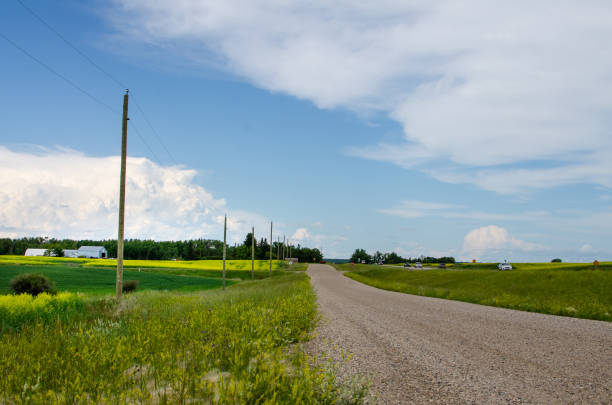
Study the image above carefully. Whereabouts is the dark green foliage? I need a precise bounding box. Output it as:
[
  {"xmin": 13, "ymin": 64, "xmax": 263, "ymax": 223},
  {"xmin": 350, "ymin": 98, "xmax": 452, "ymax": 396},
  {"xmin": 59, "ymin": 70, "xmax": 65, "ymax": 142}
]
[
  {"xmin": 551, "ymin": 258, "xmax": 562, "ymax": 262},
  {"xmin": 0, "ymin": 236, "xmax": 323, "ymax": 262},
  {"xmin": 10, "ymin": 273, "xmax": 56, "ymax": 296},
  {"xmin": 350, "ymin": 249, "xmax": 371, "ymax": 263},
  {"xmin": 122, "ymin": 280, "xmax": 139, "ymax": 293}
]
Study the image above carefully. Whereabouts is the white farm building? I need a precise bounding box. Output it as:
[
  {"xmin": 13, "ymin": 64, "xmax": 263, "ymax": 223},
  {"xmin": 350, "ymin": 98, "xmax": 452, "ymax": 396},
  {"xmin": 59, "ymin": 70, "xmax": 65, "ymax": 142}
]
[
  {"xmin": 24, "ymin": 248, "xmax": 50, "ymax": 256},
  {"xmin": 76, "ymin": 246, "xmax": 108, "ymax": 259},
  {"xmin": 24, "ymin": 246, "xmax": 108, "ymax": 258}
]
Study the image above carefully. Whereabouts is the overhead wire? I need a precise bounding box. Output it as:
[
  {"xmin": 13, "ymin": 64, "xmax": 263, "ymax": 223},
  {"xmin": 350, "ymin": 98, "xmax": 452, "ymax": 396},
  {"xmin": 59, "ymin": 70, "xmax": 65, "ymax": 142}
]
[
  {"xmin": 0, "ymin": 30, "xmax": 120, "ymax": 116},
  {"xmin": 15, "ymin": 0, "xmax": 128, "ymax": 90},
  {"xmin": 129, "ymin": 121, "xmax": 163, "ymax": 163},
  {"xmin": 14, "ymin": 0, "xmax": 178, "ymax": 166}
]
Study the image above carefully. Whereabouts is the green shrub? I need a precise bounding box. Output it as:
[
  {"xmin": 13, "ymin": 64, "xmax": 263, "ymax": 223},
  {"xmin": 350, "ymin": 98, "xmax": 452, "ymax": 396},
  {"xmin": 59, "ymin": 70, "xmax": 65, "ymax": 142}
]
[
  {"xmin": 122, "ymin": 280, "xmax": 139, "ymax": 293},
  {"xmin": 551, "ymin": 258, "xmax": 562, "ymax": 263},
  {"xmin": 9, "ymin": 273, "xmax": 56, "ymax": 296}
]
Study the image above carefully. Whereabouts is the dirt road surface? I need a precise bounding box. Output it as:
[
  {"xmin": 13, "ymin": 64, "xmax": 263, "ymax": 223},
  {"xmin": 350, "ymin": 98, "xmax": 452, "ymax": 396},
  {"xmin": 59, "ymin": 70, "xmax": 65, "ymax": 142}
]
[{"xmin": 306, "ymin": 264, "xmax": 612, "ymax": 404}]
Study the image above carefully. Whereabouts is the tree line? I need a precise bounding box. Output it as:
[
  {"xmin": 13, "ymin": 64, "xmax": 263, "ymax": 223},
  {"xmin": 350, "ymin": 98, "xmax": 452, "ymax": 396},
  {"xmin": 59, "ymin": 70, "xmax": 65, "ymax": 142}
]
[
  {"xmin": 0, "ymin": 235, "xmax": 323, "ymax": 262},
  {"xmin": 350, "ymin": 248, "xmax": 455, "ymax": 264}
]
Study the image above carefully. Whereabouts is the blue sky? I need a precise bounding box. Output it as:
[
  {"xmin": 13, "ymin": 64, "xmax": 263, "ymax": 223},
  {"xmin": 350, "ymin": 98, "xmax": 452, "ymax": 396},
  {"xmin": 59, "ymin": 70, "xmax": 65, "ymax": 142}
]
[{"xmin": 1, "ymin": 0, "xmax": 611, "ymax": 261}]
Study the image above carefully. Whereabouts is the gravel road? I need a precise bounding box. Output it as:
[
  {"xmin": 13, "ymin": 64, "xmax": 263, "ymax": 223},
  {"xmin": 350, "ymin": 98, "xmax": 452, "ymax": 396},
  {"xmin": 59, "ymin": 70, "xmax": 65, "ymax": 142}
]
[{"xmin": 305, "ymin": 264, "xmax": 612, "ymax": 404}]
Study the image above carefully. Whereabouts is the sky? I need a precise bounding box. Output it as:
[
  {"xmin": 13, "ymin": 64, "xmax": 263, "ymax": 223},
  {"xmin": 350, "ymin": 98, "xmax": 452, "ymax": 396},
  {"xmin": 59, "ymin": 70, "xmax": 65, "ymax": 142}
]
[{"xmin": 1, "ymin": 0, "xmax": 611, "ymax": 261}]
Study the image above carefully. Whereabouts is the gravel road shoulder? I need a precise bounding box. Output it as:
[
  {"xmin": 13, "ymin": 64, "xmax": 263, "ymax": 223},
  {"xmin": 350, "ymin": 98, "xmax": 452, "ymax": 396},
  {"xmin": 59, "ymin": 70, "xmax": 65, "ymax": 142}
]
[{"xmin": 305, "ymin": 264, "xmax": 612, "ymax": 404}]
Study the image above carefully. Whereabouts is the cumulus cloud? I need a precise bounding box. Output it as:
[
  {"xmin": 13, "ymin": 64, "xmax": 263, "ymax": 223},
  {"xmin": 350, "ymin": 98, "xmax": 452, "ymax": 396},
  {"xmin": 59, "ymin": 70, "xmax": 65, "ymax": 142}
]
[
  {"xmin": 0, "ymin": 146, "xmax": 265, "ymax": 242},
  {"xmin": 291, "ymin": 228, "xmax": 311, "ymax": 241},
  {"xmin": 107, "ymin": 0, "xmax": 612, "ymax": 193},
  {"xmin": 462, "ymin": 225, "xmax": 544, "ymax": 260}
]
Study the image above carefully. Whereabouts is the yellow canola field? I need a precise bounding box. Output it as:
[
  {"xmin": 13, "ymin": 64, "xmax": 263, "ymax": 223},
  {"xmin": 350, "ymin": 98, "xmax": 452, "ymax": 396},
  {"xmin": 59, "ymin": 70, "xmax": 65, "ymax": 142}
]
[
  {"xmin": 0, "ymin": 255, "xmax": 284, "ymax": 271},
  {"xmin": 0, "ymin": 292, "xmax": 85, "ymax": 328}
]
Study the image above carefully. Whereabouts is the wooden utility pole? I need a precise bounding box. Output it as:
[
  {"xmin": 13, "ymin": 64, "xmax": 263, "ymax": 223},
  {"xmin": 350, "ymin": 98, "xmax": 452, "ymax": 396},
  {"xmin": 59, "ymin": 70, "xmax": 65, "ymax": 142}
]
[
  {"xmin": 223, "ymin": 215, "xmax": 227, "ymax": 290},
  {"xmin": 269, "ymin": 221, "xmax": 273, "ymax": 275},
  {"xmin": 251, "ymin": 225, "xmax": 255, "ymax": 280},
  {"xmin": 116, "ymin": 90, "xmax": 128, "ymax": 303},
  {"xmin": 282, "ymin": 235, "xmax": 286, "ymax": 261}
]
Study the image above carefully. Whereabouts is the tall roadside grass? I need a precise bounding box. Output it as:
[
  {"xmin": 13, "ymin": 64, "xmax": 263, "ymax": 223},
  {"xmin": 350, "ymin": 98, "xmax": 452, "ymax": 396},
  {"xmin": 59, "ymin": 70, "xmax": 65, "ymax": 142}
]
[
  {"xmin": 0, "ymin": 292, "xmax": 86, "ymax": 331},
  {"xmin": 342, "ymin": 266, "xmax": 612, "ymax": 321},
  {"xmin": 0, "ymin": 273, "xmax": 363, "ymax": 404}
]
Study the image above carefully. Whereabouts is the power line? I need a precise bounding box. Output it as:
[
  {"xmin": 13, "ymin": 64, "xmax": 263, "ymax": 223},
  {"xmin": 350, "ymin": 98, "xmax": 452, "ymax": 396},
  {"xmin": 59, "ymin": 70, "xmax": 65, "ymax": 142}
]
[
  {"xmin": 15, "ymin": 0, "xmax": 178, "ymax": 166},
  {"xmin": 15, "ymin": 0, "xmax": 128, "ymax": 90},
  {"xmin": 130, "ymin": 121, "xmax": 163, "ymax": 163},
  {"xmin": 131, "ymin": 97, "xmax": 178, "ymax": 165},
  {"xmin": 0, "ymin": 30, "xmax": 119, "ymax": 115}
]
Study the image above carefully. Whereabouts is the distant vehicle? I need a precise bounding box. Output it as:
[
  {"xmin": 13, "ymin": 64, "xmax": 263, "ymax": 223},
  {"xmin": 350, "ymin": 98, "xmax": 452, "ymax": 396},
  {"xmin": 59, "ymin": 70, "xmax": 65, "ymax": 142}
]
[
  {"xmin": 438, "ymin": 263, "xmax": 446, "ymax": 269},
  {"xmin": 414, "ymin": 262, "xmax": 423, "ymax": 269},
  {"xmin": 320, "ymin": 260, "xmax": 326, "ymax": 264},
  {"xmin": 403, "ymin": 262, "xmax": 411, "ymax": 268},
  {"xmin": 498, "ymin": 262, "xmax": 512, "ymax": 270}
]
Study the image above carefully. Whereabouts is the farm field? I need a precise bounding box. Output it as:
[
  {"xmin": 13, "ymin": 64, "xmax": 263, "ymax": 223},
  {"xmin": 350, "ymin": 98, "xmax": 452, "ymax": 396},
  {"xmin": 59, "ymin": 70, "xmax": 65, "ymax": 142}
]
[
  {"xmin": 0, "ymin": 264, "xmax": 231, "ymax": 295},
  {"xmin": 0, "ymin": 273, "xmax": 361, "ymax": 403},
  {"xmin": 0, "ymin": 255, "xmax": 285, "ymax": 271},
  {"xmin": 332, "ymin": 263, "xmax": 612, "ymax": 321}
]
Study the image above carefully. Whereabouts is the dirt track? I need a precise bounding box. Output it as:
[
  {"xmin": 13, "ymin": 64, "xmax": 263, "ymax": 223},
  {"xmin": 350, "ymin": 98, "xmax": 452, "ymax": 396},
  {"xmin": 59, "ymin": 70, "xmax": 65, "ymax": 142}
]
[{"xmin": 306, "ymin": 264, "xmax": 612, "ymax": 404}]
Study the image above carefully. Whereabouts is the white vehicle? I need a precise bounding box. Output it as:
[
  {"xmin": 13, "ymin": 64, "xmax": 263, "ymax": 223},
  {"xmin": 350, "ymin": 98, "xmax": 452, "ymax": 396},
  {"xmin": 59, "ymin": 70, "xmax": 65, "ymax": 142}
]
[
  {"xmin": 414, "ymin": 262, "xmax": 423, "ymax": 269},
  {"xmin": 498, "ymin": 262, "xmax": 512, "ymax": 270}
]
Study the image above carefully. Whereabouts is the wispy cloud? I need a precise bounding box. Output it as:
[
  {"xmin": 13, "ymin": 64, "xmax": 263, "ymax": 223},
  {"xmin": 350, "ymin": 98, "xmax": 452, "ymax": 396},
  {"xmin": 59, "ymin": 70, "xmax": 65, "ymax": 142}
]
[
  {"xmin": 107, "ymin": 0, "xmax": 612, "ymax": 194},
  {"xmin": 377, "ymin": 200, "xmax": 458, "ymax": 219}
]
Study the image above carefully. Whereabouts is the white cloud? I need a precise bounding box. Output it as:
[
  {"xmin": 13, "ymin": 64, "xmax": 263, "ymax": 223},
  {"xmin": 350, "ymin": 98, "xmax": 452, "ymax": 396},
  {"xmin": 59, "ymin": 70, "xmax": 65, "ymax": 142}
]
[
  {"xmin": 291, "ymin": 228, "xmax": 311, "ymax": 241},
  {"xmin": 579, "ymin": 244, "xmax": 594, "ymax": 253},
  {"xmin": 0, "ymin": 146, "xmax": 265, "ymax": 242},
  {"xmin": 462, "ymin": 225, "xmax": 544, "ymax": 260},
  {"xmin": 378, "ymin": 200, "xmax": 457, "ymax": 218},
  {"xmin": 107, "ymin": 0, "xmax": 612, "ymax": 193}
]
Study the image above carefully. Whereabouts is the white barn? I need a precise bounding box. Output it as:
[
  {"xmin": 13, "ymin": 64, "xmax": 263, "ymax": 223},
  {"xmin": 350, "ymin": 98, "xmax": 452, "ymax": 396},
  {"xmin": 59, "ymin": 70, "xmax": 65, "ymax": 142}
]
[
  {"xmin": 77, "ymin": 246, "xmax": 108, "ymax": 259},
  {"xmin": 24, "ymin": 248, "xmax": 49, "ymax": 257},
  {"xmin": 63, "ymin": 249, "xmax": 79, "ymax": 258}
]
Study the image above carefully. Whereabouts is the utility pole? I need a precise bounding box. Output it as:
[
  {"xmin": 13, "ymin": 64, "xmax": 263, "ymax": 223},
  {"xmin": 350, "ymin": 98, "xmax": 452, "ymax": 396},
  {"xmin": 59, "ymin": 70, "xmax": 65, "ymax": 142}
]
[
  {"xmin": 222, "ymin": 215, "xmax": 227, "ymax": 290},
  {"xmin": 269, "ymin": 221, "xmax": 273, "ymax": 275},
  {"xmin": 116, "ymin": 90, "xmax": 128, "ymax": 303},
  {"xmin": 251, "ymin": 225, "xmax": 255, "ymax": 280},
  {"xmin": 282, "ymin": 235, "xmax": 286, "ymax": 261}
]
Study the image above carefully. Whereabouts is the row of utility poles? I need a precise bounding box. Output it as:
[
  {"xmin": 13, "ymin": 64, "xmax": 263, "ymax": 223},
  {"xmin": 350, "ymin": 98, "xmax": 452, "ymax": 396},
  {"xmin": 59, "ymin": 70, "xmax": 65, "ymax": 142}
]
[
  {"xmin": 219, "ymin": 216, "xmax": 292, "ymax": 290},
  {"xmin": 115, "ymin": 91, "xmax": 293, "ymax": 301}
]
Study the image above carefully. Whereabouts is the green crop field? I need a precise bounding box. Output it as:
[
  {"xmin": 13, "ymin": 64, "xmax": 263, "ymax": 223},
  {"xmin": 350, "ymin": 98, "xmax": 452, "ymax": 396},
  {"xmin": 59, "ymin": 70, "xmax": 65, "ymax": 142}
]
[
  {"xmin": 0, "ymin": 264, "xmax": 230, "ymax": 295},
  {"xmin": 0, "ymin": 273, "xmax": 364, "ymax": 403},
  {"xmin": 332, "ymin": 263, "xmax": 612, "ymax": 321},
  {"xmin": 0, "ymin": 255, "xmax": 285, "ymax": 271}
]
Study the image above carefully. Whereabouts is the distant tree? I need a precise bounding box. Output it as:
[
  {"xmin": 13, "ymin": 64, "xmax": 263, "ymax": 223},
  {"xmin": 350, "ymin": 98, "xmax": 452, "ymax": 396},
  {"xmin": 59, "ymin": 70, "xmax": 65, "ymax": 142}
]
[
  {"xmin": 350, "ymin": 249, "xmax": 371, "ymax": 263},
  {"xmin": 551, "ymin": 258, "xmax": 562, "ymax": 263},
  {"xmin": 384, "ymin": 252, "xmax": 405, "ymax": 264},
  {"xmin": 52, "ymin": 246, "xmax": 64, "ymax": 257}
]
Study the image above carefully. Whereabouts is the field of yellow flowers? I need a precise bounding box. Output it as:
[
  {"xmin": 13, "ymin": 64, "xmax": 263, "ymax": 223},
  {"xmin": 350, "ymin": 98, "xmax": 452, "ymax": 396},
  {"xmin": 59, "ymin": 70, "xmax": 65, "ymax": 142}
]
[
  {"xmin": 0, "ymin": 255, "xmax": 284, "ymax": 271},
  {"xmin": 0, "ymin": 273, "xmax": 363, "ymax": 404}
]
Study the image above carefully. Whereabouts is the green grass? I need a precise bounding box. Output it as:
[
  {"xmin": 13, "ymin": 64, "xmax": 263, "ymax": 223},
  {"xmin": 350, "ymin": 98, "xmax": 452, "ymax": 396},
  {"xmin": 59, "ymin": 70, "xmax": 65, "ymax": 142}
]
[
  {"xmin": 0, "ymin": 264, "xmax": 231, "ymax": 294},
  {"xmin": 339, "ymin": 264, "xmax": 612, "ymax": 321},
  {"xmin": 0, "ymin": 273, "xmax": 364, "ymax": 404}
]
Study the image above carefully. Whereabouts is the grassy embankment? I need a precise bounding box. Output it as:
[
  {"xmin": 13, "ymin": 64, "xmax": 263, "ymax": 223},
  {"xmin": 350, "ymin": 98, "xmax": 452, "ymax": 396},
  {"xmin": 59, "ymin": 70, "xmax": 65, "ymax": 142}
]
[
  {"xmin": 0, "ymin": 272, "xmax": 364, "ymax": 403},
  {"xmin": 332, "ymin": 262, "xmax": 612, "ymax": 321}
]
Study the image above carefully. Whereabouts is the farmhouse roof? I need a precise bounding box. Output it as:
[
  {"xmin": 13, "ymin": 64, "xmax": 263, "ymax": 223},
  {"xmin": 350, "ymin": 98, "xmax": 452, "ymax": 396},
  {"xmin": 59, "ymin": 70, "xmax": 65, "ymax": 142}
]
[{"xmin": 78, "ymin": 246, "xmax": 106, "ymax": 251}]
